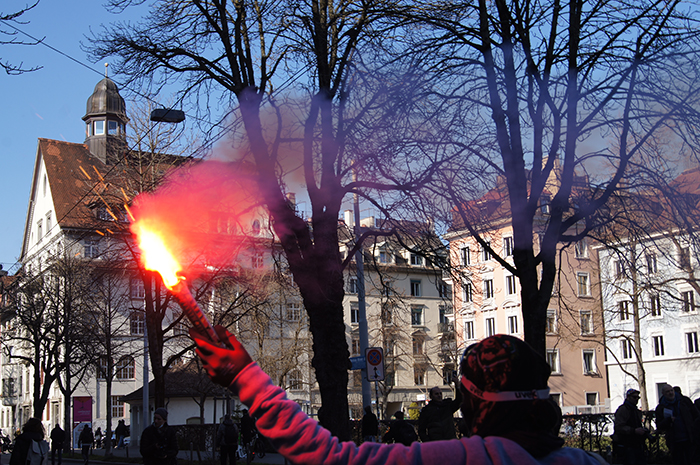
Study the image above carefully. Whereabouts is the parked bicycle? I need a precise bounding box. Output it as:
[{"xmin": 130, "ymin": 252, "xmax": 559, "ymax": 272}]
[{"xmin": 248, "ymin": 431, "xmax": 265, "ymax": 459}]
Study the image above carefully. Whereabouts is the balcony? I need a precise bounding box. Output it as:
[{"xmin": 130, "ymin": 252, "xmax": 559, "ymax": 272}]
[{"xmin": 437, "ymin": 322, "xmax": 454, "ymax": 334}]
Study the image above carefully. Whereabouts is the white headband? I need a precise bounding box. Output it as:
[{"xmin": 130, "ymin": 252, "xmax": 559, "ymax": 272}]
[{"xmin": 461, "ymin": 375, "xmax": 550, "ymax": 402}]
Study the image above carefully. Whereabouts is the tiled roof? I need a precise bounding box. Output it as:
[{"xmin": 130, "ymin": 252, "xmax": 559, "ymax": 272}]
[{"xmin": 39, "ymin": 139, "xmax": 110, "ymax": 230}]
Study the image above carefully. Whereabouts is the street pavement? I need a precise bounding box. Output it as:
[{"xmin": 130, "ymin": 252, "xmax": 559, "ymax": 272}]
[{"xmin": 0, "ymin": 446, "xmax": 289, "ymax": 465}]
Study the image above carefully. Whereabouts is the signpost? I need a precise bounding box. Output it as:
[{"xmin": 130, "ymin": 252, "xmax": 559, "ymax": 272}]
[{"xmin": 365, "ymin": 347, "xmax": 384, "ymax": 381}]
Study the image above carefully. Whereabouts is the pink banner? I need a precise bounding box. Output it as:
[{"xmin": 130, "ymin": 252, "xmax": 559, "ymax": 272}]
[{"xmin": 73, "ymin": 396, "xmax": 92, "ymax": 424}]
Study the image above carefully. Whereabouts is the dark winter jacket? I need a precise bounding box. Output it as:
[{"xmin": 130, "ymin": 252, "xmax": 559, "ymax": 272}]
[
  {"xmin": 655, "ymin": 394, "xmax": 699, "ymax": 444},
  {"xmin": 50, "ymin": 426, "xmax": 65, "ymax": 449},
  {"xmin": 417, "ymin": 397, "xmax": 461, "ymax": 442},
  {"xmin": 140, "ymin": 423, "xmax": 178, "ymax": 465},
  {"xmin": 216, "ymin": 418, "xmax": 238, "ymax": 448},
  {"xmin": 10, "ymin": 431, "xmax": 45, "ymax": 465},
  {"xmin": 613, "ymin": 400, "xmax": 645, "ymax": 446}
]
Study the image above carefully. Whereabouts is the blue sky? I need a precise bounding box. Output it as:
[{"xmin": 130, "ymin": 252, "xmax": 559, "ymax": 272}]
[{"xmin": 0, "ymin": 1, "xmax": 151, "ymax": 270}]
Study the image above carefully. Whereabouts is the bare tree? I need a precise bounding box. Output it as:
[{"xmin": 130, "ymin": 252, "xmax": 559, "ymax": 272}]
[
  {"xmin": 395, "ymin": 0, "xmax": 700, "ymax": 355},
  {"xmin": 88, "ymin": 0, "xmax": 444, "ymax": 438},
  {"xmin": 0, "ymin": 1, "xmax": 42, "ymax": 74}
]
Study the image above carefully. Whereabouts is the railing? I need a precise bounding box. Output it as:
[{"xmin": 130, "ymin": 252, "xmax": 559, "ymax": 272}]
[
  {"xmin": 437, "ymin": 322, "xmax": 454, "ymax": 333},
  {"xmin": 561, "ymin": 412, "xmax": 668, "ymax": 463}
]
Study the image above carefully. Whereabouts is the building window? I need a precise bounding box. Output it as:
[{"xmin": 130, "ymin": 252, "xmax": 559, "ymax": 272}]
[
  {"xmin": 485, "ymin": 317, "xmax": 496, "ymax": 337},
  {"xmin": 577, "ymin": 273, "xmax": 590, "ymax": 296},
  {"xmin": 107, "ymin": 120, "xmax": 118, "ymax": 135},
  {"xmin": 482, "ymin": 242, "xmax": 492, "ymax": 261},
  {"xmin": 381, "ymin": 303, "xmax": 393, "ymax": 325},
  {"xmin": 575, "ymin": 239, "xmax": 588, "ymax": 258},
  {"xmin": 646, "ymin": 253, "xmax": 658, "ymax": 274},
  {"xmin": 503, "ymin": 237, "xmax": 514, "ymax": 257},
  {"xmin": 507, "ymin": 315, "xmax": 518, "ymax": 334},
  {"xmin": 287, "ymin": 369, "xmax": 303, "ymax": 390},
  {"xmin": 351, "ymin": 337, "xmax": 360, "ymax": 356},
  {"xmin": 679, "ymin": 247, "xmax": 691, "ymax": 269},
  {"xmin": 411, "ymin": 306, "xmax": 423, "ymax": 326},
  {"xmin": 414, "ymin": 366, "xmax": 426, "ymax": 386},
  {"xmin": 505, "ymin": 275, "xmax": 517, "ymax": 295},
  {"xmin": 116, "ymin": 357, "xmax": 135, "ymax": 380},
  {"xmin": 583, "ymin": 350, "xmax": 596, "ymax": 374},
  {"xmin": 37, "ymin": 219, "xmax": 43, "ymax": 240},
  {"xmin": 410, "ymin": 280, "xmax": 422, "ymax": 297},
  {"xmin": 111, "ymin": 396, "xmax": 124, "ymax": 418},
  {"xmin": 621, "ymin": 339, "xmax": 634, "ymax": 360},
  {"xmin": 348, "ymin": 277, "xmax": 358, "ymax": 294},
  {"xmin": 412, "ymin": 336, "xmax": 424, "ymax": 355},
  {"xmin": 585, "ymin": 392, "xmax": 598, "ymax": 406},
  {"xmin": 464, "ymin": 320, "xmax": 475, "ymax": 340},
  {"xmin": 483, "ymin": 279, "xmax": 494, "ymax": 299},
  {"xmin": 619, "ymin": 301, "xmax": 631, "ymax": 321},
  {"xmin": 437, "ymin": 281, "xmax": 449, "ymax": 299},
  {"xmin": 130, "ymin": 312, "xmax": 145, "ymax": 336},
  {"xmin": 130, "ymin": 278, "xmax": 145, "ymax": 300},
  {"xmin": 650, "ymin": 294, "xmax": 661, "ymax": 317},
  {"xmin": 546, "ymin": 350, "xmax": 560, "ymax": 374},
  {"xmin": 463, "ymin": 282, "xmax": 473, "ymax": 303},
  {"xmin": 614, "ymin": 260, "xmax": 626, "ymax": 280},
  {"xmin": 98, "ymin": 357, "xmax": 110, "ymax": 380},
  {"xmin": 379, "ymin": 251, "xmax": 388, "ymax": 263},
  {"xmin": 686, "ymin": 332, "xmax": 699, "ymax": 354},
  {"xmin": 385, "ymin": 370, "xmax": 395, "ymax": 387},
  {"xmin": 682, "ymin": 291, "xmax": 695, "ymax": 312},
  {"xmin": 286, "ymin": 302, "xmax": 302, "ymax": 321},
  {"xmin": 546, "ymin": 310, "xmax": 557, "ymax": 334},
  {"xmin": 439, "ymin": 305, "xmax": 451, "ymax": 324},
  {"xmin": 46, "ymin": 212, "xmax": 52, "ymax": 234},
  {"xmin": 460, "ymin": 246, "xmax": 470, "ymax": 265},
  {"xmin": 94, "ymin": 120, "xmax": 105, "ymax": 135},
  {"xmin": 84, "ymin": 240, "xmax": 99, "ymax": 259},
  {"xmin": 410, "ymin": 253, "xmax": 423, "ymax": 266},
  {"xmin": 350, "ymin": 302, "xmax": 360, "ymax": 324},
  {"xmin": 652, "ymin": 335, "xmax": 665, "ymax": 356},
  {"xmin": 580, "ymin": 311, "xmax": 593, "ymax": 335}
]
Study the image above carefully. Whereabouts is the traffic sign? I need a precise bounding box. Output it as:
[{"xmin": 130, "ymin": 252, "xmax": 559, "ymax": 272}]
[{"xmin": 365, "ymin": 347, "xmax": 384, "ymax": 381}]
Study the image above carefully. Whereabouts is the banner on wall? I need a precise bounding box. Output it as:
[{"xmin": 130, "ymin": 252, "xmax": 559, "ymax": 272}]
[{"xmin": 73, "ymin": 396, "xmax": 92, "ymax": 425}]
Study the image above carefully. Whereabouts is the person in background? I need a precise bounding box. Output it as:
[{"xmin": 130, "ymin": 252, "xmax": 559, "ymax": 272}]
[
  {"xmin": 50, "ymin": 424, "xmax": 66, "ymax": 465},
  {"xmin": 240, "ymin": 409, "xmax": 256, "ymax": 465},
  {"xmin": 78, "ymin": 425, "xmax": 94, "ymax": 465},
  {"xmin": 191, "ymin": 326, "xmax": 605, "ymax": 464},
  {"xmin": 614, "ymin": 389, "xmax": 652, "ymax": 465},
  {"xmin": 10, "ymin": 418, "xmax": 48, "ymax": 465},
  {"xmin": 655, "ymin": 383, "xmax": 699, "ymax": 465},
  {"xmin": 216, "ymin": 414, "xmax": 239, "ymax": 465},
  {"xmin": 361, "ymin": 406, "xmax": 379, "ymax": 443},
  {"xmin": 140, "ymin": 408, "xmax": 178, "ymax": 465},
  {"xmin": 382, "ymin": 411, "xmax": 417, "ymax": 446},
  {"xmin": 418, "ymin": 385, "xmax": 462, "ymax": 442},
  {"xmin": 115, "ymin": 420, "xmax": 128, "ymax": 450},
  {"xmin": 94, "ymin": 427, "xmax": 102, "ymax": 449}
]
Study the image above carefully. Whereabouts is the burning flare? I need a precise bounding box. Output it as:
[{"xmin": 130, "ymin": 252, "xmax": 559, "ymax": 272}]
[
  {"xmin": 131, "ymin": 218, "xmax": 220, "ymax": 343},
  {"xmin": 132, "ymin": 221, "xmax": 182, "ymax": 288}
]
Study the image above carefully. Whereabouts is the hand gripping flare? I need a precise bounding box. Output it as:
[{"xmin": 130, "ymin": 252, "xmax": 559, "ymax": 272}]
[{"xmin": 190, "ymin": 325, "xmax": 253, "ymax": 387}]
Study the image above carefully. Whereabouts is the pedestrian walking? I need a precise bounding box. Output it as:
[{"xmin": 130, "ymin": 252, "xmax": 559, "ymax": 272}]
[
  {"xmin": 216, "ymin": 414, "xmax": 238, "ymax": 465},
  {"xmin": 49, "ymin": 424, "xmax": 65, "ymax": 465},
  {"xmin": 240, "ymin": 410, "xmax": 256, "ymax": 465},
  {"xmin": 94, "ymin": 428, "xmax": 102, "ymax": 449},
  {"xmin": 115, "ymin": 421, "xmax": 128, "ymax": 450},
  {"xmin": 78, "ymin": 425, "xmax": 94, "ymax": 465}
]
